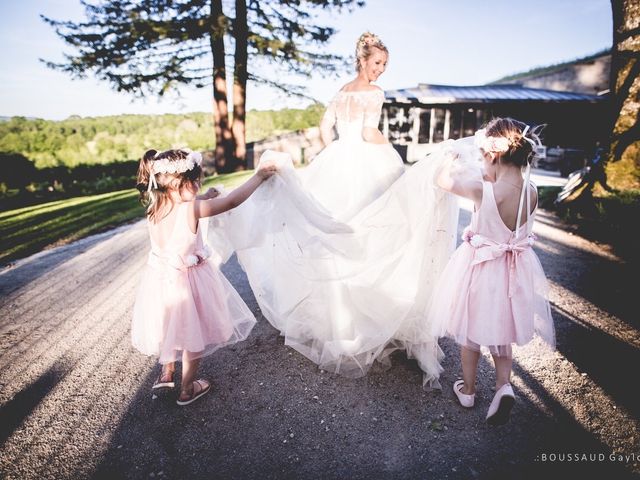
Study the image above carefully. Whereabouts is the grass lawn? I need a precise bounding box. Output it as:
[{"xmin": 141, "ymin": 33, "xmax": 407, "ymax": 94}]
[{"xmin": 0, "ymin": 170, "xmax": 254, "ymax": 266}]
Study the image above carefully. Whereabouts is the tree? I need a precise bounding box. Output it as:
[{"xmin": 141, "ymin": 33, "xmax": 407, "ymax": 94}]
[
  {"xmin": 42, "ymin": 0, "xmax": 364, "ymax": 172},
  {"xmin": 608, "ymin": 0, "xmax": 640, "ymax": 184},
  {"xmin": 0, "ymin": 153, "xmax": 38, "ymax": 191}
]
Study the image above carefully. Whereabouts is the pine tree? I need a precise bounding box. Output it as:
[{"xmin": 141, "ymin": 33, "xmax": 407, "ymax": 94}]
[{"xmin": 42, "ymin": 0, "xmax": 364, "ymax": 172}]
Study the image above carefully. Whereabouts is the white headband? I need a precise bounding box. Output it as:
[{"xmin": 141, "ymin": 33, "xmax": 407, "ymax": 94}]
[{"xmin": 147, "ymin": 149, "xmax": 203, "ymax": 192}]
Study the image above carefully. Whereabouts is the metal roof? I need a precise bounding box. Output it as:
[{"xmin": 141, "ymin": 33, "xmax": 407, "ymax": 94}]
[{"xmin": 384, "ymin": 83, "xmax": 606, "ymax": 104}]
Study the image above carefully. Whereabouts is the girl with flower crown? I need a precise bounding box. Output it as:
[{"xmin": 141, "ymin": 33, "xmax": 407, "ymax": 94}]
[
  {"xmin": 428, "ymin": 118, "xmax": 555, "ymax": 424},
  {"xmin": 131, "ymin": 148, "xmax": 277, "ymax": 405}
]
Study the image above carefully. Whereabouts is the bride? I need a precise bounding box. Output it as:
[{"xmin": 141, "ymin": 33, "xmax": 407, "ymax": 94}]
[
  {"xmin": 299, "ymin": 32, "xmax": 405, "ymax": 221},
  {"xmin": 207, "ymin": 33, "xmax": 478, "ymax": 388}
]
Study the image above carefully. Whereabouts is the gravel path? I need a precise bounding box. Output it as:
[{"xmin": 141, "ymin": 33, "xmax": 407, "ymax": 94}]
[{"xmin": 0, "ymin": 206, "xmax": 638, "ymax": 480}]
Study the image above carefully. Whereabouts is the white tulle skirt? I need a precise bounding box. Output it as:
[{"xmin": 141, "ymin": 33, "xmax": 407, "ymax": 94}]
[
  {"xmin": 207, "ymin": 139, "xmax": 477, "ymax": 387},
  {"xmin": 298, "ymin": 139, "xmax": 405, "ymax": 221}
]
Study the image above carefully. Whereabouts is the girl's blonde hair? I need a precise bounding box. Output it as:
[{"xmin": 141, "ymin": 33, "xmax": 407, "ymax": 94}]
[
  {"xmin": 355, "ymin": 32, "xmax": 388, "ymax": 72},
  {"xmin": 136, "ymin": 149, "xmax": 203, "ymax": 222},
  {"xmin": 484, "ymin": 117, "xmax": 544, "ymax": 167}
]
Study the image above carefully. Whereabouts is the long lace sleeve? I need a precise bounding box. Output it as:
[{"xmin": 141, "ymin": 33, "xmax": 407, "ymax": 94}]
[
  {"xmin": 320, "ymin": 97, "xmax": 337, "ymax": 145},
  {"xmin": 363, "ymin": 90, "xmax": 384, "ymax": 129}
]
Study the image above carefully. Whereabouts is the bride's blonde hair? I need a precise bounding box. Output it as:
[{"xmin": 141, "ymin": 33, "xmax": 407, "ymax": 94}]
[{"xmin": 355, "ymin": 32, "xmax": 388, "ymax": 72}]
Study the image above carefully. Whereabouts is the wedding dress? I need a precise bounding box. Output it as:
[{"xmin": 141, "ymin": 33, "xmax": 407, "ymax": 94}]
[
  {"xmin": 298, "ymin": 89, "xmax": 405, "ymax": 221},
  {"xmin": 207, "ymin": 91, "xmax": 481, "ymax": 388}
]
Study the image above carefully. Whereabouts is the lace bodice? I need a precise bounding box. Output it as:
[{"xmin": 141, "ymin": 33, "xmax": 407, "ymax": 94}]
[{"xmin": 320, "ymin": 89, "xmax": 384, "ymax": 142}]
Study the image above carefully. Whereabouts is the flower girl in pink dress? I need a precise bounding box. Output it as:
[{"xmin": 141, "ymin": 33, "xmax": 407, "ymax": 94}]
[
  {"xmin": 132, "ymin": 148, "xmax": 277, "ymax": 406},
  {"xmin": 430, "ymin": 118, "xmax": 555, "ymax": 425}
]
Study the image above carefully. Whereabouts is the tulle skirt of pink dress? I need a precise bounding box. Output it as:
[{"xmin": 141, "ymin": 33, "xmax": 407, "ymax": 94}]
[
  {"xmin": 131, "ymin": 257, "xmax": 256, "ymax": 364},
  {"xmin": 429, "ymin": 243, "xmax": 555, "ymax": 357}
]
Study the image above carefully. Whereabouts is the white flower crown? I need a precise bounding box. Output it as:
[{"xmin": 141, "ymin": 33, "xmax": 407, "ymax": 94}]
[
  {"xmin": 474, "ymin": 125, "xmax": 539, "ymax": 157},
  {"xmin": 473, "ymin": 129, "xmax": 511, "ymax": 154},
  {"xmin": 359, "ymin": 34, "xmax": 380, "ymax": 47},
  {"xmin": 152, "ymin": 149, "xmax": 203, "ymax": 175}
]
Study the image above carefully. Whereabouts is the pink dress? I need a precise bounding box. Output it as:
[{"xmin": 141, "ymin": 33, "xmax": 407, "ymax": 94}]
[
  {"xmin": 131, "ymin": 201, "xmax": 256, "ymax": 364},
  {"xmin": 429, "ymin": 181, "xmax": 555, "ymax": 356}
]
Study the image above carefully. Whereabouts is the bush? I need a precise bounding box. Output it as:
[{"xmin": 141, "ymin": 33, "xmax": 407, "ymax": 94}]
[{"xmin": 0, "ymin": 152, "xmax": 37, "ymax": 189}]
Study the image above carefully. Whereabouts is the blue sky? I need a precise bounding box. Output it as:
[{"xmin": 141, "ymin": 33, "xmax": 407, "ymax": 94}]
[{"xmin": 0, "ymin": 0, "xmax": 613, "ymax": 120}]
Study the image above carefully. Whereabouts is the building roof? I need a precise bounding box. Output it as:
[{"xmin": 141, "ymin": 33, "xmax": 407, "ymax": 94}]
[{"xmin": 385, "ymin": 83, "xmax": 606, "ymax": 104}]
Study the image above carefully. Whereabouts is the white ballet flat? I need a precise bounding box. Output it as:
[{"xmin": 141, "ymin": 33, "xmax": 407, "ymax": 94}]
[
  {"xmin": 486, "ymin": 383, "xmax": 516, "ymax": 426},
  {"xmin": 453, "ymin": 379, "xmax": 475, "ymax": 408}
]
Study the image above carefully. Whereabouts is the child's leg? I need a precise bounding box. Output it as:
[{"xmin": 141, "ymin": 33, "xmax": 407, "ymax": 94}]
[
  {"xmin": 491, "ymin": 353, "xmax": 512, "ymax": 389},
  {"xmin": 461, "ymin": 346, "xmax": 481, "ymax": 394},
  {"xmin": 178, "ymin": 352, "xmax": 211, "ymax": 404},
  {"xmin": 161, "ymin": 362, "xmax": 175, "ymax": 380},
  {"xmin": 180, "ymin": 353, "xmax": 201, "ymax": 394},
  {"xmin": 152, "ymin": 361, "xmax": 176, "ymax": 389}
]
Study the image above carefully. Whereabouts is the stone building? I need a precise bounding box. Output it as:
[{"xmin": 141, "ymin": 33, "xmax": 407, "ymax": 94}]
[{"xmin": 491, "ymin": 51, "xmax": 611, "ymax": 95}]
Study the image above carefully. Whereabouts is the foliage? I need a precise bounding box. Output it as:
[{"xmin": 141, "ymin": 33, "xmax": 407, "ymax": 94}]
[
  {"xmin": 0, "ymin": 106, "xmax": 323, "ymax": 168},
  {"xmin": 604, "ymin": 143, "xmax": 640, "ymax": 190},
  {"xmin": 0, "ymin": 169, "xmax": 254, "ymax": 265},
  {"xmin": 42, "ymin": 0, "xmax": 364, "ymax": 171}
]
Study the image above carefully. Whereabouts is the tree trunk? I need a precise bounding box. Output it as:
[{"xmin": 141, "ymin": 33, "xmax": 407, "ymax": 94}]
[
  {"xmin": 609, "ymin": 0, "xmax": 640, "ymax": 162},
  {"xmin": 232, "ymin": 0, "xmax": 248, "ymax": 170},
  {"xmin": 210, "ymin": 0, "xmax": 237, "ymax": 173}
]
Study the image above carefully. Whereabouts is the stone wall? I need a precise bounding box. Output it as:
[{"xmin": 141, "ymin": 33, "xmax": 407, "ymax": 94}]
[
  {"xmin": 200, "ymin": 127, "xmax": 325, "ymax": 172},
  {"xmin": 245, "ymin": 127, "xmax": 324, "ymax": 169},
  {"xmin": 501, "ymin": 53, "xmax": 610, "ymax": 94}
]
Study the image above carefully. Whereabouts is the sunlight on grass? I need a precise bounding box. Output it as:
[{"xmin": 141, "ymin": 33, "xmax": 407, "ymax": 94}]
[{"xmin": 0, "ymin": 170, "xmax": 258, "ymax": 265}]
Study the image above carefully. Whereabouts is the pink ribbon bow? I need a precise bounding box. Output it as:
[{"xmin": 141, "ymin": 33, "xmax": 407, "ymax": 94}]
[{"xmin": 465, "ymin": 232, "xmax": 535, "ymax": 298}]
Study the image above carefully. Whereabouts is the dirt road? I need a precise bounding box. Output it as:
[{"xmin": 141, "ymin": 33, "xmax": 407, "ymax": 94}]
[{"xmin": 1, "ymin": 205, "xmax": 638, "ymax": 479}]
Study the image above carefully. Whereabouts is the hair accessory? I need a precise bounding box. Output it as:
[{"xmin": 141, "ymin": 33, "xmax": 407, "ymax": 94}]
[
  {"xmin": 151, "ymin": 149, "xmax": 203, "ymax": 175},
  {"xmin": 520, "ymin": 124, "xmax": 542, "ymax": 155},
  {"xmin": 474, "ymin": 128, "xmax": 510, "ymax": 154},
  {"xmin": 359, "ymin": 34, "xmax": 378, "ymax": 47},
  {"xmin": 147, "ymin": 171, "xmax": 158, "ymax": 192}
]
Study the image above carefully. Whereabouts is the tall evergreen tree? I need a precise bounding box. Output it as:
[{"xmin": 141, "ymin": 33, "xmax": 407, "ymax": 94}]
[{"xmin": 43, "ymin": 0, "xmax": 364, "ymax": 172}]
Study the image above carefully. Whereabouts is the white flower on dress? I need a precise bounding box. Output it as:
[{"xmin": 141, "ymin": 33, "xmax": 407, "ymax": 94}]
[
  {"xmin": 527, "ymin": 233, "xmax": 537, "ymax": 246},
  {"xmin": 469, "ymin": 234, "xmax": 485, "ymax": 248},
  {"xmin": 461, "ymin": 227, "xmax": 474, "ymax": 243},
  {"xmin": 462, "ymin": 227, "xmax": 485, "ymax": 247},
  {"xmin": 185, "ymin": 254, "xmax": 199, "ymax": 266}
]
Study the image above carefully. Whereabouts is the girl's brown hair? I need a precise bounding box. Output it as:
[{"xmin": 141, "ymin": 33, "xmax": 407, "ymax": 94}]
[
  {"xmin": 136, "ymin": 149, "xmax": 203, "ymax": 222},
  {"xmin": 484, "ymin": 117, "xmax": 544, "ymax": 167}
]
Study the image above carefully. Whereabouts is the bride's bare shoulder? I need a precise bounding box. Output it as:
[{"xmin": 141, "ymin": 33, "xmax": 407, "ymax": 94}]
[{"xmin": 339, "ymin": 82, "xmax": 382, "ymax": 93}]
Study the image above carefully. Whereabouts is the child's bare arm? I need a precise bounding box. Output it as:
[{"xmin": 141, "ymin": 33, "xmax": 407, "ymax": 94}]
[
  {"xmin": 436, "ymin": 156, "xmax": 483, "ymax": 204},
  {"xmin": 194, "ymin": 163, "xmax": 277, "ymax": 218},
  {"xmin": 196, "ymin": 187, "xmax": 220, "ymax": 200}
]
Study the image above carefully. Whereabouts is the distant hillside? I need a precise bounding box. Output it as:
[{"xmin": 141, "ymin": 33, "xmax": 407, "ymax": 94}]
[
  {"xmin": 0, "ymin": 105, "xmax": 324, "ymax": 168},
  {"xmin": 490, "ymin": 49, "xmax": 611, "ymax": 94}
]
